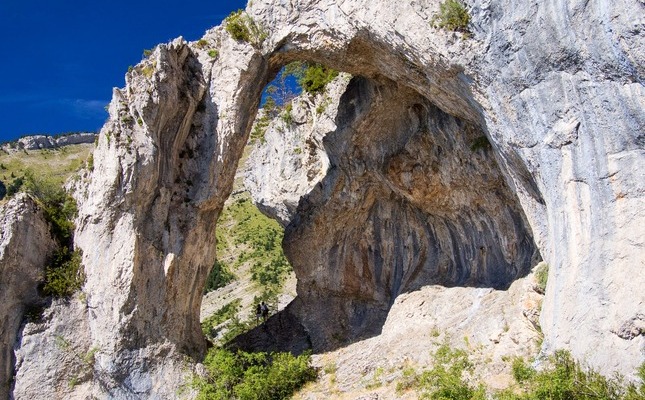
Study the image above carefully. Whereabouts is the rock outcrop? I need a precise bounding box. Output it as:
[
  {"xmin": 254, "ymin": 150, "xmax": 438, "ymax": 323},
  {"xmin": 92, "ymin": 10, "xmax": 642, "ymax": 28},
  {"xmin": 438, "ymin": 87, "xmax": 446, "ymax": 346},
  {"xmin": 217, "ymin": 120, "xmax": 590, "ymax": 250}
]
[
  {"xmin": 2, "ymin": 133, "xmax": 96, "ymax": 152},
  {"xmin": 9, "ymin": 0, "xmax": 644, "ymax": 396},
  {"xmin": 245, "ymin": 74, "xmax": 351, "ymax": 226},
  {"xmin": 0, "ymin": 194, "xmax": 57, "ymax": 399}
]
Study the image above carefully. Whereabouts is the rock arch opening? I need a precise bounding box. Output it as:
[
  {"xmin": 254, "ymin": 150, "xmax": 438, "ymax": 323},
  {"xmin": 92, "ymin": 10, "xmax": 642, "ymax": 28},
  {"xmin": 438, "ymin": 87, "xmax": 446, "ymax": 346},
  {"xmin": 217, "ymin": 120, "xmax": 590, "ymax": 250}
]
[{"xmin": 227, "ymin": 52, "xmax": 540, "ymax": 352}]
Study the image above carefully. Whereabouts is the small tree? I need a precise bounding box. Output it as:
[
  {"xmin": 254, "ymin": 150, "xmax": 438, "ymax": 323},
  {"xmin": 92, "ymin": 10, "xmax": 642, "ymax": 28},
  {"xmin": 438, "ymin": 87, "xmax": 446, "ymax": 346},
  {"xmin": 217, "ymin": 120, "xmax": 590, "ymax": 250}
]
[{"xmin": 433, "ymin": 0, "xmax": 471, "ymax": 33}]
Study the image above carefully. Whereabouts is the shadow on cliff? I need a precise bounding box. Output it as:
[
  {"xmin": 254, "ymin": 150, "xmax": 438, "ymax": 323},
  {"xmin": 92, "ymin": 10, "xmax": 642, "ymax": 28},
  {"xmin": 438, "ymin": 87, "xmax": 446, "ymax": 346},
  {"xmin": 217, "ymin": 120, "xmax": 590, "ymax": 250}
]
[{"xmin": 229, "ymin": 75, "xmax": 541, "ymax": 355}]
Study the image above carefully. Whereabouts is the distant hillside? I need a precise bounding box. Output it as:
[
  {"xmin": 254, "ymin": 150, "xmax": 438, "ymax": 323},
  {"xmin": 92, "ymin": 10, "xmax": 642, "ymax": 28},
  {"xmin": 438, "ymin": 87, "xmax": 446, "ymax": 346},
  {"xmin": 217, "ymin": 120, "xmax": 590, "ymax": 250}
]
[
  {"xmin": 0, "ymin": 143, "xmax": 94, "ymax": 201},
  {"xmin": 1, "ymin": 132, "xmax": 96, "ymax": 152}
]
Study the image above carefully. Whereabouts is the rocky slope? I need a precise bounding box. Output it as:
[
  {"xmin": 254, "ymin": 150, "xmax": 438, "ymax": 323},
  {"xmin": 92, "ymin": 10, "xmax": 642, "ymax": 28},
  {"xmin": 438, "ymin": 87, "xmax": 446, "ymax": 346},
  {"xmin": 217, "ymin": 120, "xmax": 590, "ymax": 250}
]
[{"xmin": 6, "ymin": 0, "xmax": 644, "ymax": 397}]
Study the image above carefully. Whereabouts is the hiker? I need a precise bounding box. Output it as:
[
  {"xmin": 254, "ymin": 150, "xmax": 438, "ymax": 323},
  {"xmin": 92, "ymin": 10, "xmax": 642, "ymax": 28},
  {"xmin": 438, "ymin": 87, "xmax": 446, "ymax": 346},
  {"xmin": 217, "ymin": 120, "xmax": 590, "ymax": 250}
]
[
  {"xmin": 255, "ymin": 303, "xmax": 262, "ymax": 324},
  {"xmin": 261, "ymin": 301, "xmax": 269, "ymax": 321}
]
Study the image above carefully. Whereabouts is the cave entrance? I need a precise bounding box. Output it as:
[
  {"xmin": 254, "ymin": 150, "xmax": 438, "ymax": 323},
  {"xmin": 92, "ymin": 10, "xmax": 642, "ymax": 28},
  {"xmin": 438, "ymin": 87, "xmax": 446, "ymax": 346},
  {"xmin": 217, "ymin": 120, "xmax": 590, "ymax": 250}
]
[{"xmin": 204, "ymin": 52, "xmax": 539, "ymax": 353}]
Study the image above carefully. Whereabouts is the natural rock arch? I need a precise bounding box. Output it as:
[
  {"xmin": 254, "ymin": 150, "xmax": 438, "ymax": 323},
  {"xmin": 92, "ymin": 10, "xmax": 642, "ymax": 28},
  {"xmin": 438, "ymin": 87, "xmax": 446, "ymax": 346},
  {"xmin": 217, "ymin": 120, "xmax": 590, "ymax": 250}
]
[
  {"xmin": 76, "ymin": 17, "xmax": 535, "ymax": 361},
  {"xmin": 52, "ymin": 0, "xmax": 642, "ymax": 396}
]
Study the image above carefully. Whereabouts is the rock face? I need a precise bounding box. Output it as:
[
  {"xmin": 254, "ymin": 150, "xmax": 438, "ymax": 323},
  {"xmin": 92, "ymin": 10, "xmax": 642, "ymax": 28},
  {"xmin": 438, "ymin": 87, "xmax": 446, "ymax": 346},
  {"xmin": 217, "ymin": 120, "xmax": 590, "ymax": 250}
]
[
  {"xmin": 279, "ymin": 75, "xmax": 538, "ymax": 349},
  {"xmin": 11, "ymin": 0, "xmax": 644, "ymax": 396},
  {"xmin": 0, "ymin": 194, "xmax": 57, "ymax": 399},
  {"xmin": 2, "ymin": 133, "xmax": 96, "ymax": 152},
  {"xmin": 245, "ymin": 74, "xmax": 351, "ymax": 226}
]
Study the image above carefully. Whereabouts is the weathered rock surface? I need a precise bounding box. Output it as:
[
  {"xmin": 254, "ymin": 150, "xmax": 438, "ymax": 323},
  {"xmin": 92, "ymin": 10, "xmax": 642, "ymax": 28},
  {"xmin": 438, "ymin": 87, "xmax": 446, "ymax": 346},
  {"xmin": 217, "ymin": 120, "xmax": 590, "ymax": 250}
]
[
  {"xmin": 302, "ymin": 267, "xmax": 545, "ymax": 398},
  {"xmin": 12, "ymin": 299, "xmax": 92, "ymax": 400},
  {"xmin": 11, "ymin": 0, "xmax": 644, "ymax": 396},
  {"xmin": 2, "ymin": 133, "xmax": 96, "ymax": 152},
  {"xmin": 245, "ymin": 74, "xmax": 351, "ymax": 226},
  {"xmin": 281, "ymin": 75, "xmax": 538, "ymax": 349},
  {"xmin": 0, "ymin": 194, "xmax": 57, "ymax": 399}
]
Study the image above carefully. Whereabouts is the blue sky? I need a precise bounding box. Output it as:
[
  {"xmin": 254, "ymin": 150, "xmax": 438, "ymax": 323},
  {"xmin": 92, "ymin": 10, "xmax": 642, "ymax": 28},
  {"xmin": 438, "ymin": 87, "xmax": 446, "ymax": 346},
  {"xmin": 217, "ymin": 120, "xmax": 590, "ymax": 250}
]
[{"xmin": 0, "ymin": 0, "xmax": 247, "ymax": 143}]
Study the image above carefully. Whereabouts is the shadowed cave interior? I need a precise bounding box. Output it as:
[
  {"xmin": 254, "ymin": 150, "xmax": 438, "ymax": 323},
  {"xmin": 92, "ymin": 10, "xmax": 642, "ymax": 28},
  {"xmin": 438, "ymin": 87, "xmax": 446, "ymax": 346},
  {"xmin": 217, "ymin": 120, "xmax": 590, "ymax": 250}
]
[{"xmin": 219, "ymin": 59, "xmax": 541, "ymax": 354}]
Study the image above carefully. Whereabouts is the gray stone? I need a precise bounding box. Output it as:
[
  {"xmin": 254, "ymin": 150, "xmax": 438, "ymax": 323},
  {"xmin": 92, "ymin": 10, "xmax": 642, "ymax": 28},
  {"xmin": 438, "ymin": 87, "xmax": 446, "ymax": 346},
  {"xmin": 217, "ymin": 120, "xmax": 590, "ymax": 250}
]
[{"xmin": 0, "ymin": 194, "xmax": 57, "ymax": 399}]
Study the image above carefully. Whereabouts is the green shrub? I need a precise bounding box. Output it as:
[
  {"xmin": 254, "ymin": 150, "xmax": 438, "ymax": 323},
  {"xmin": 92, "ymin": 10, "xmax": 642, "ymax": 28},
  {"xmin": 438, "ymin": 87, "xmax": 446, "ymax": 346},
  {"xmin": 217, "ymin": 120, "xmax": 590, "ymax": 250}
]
[
  {"xmin": 0, "ymin": 179, "xmax": 6, "ymax": 200},
  {"xmin": 142, "ymin": 48, "xmax": 153, "ymax": 57},
  {"xmin": 196, "ymin": 39, "xmax": 209, "ymax": 49},
  {"xmin": 281, "ymin": 102, "xmax": 294, "ymax": 125},
  {"xmin": 202, "ymin": 299, "xmax": 242, "ymax": 341},
  {"xmin": 397, "ymin": 343, "xmax": 486, "ymax": 399},
  {"xmin": 22, "ymin": 170, "xmax": 77, "ymax": 245},
  {"xmin": 43, "ymin": 248, "xmax": 85, "ymax": 298},
  {"xmin": 16, "ymin": 170, "xmax": 83, "ymax": 298},
  {"xmin": 432, "ymin": 0, "xmax": 471, "ymax": 33},
  {"xmin": 224, "ymin": 10, "xmax": 267, "ymax": 46},
  {"xmin": 195, "ymin": 348, "xmax": 317, "ymax": 400},
  {"xmin": 511, "ymin": 357, "xmax": 534, "ymax": 383},
  {"xmin": 499, "ymin": 350, "xmax": 645, "ymax": 400},
  {"xmin": 299, "ymin": 63, "xmax": 339, "ymax": 95},
  {"xmin": 208, "ymin": 49, "xmax": 219, "ymax": 58},
  {"xmin": 251, "ymin": 109, "xmax": 272, "ymax": 144},
  {"xmin": 203, "ymin": 259, "xmax": 236, "ymax": 294}
]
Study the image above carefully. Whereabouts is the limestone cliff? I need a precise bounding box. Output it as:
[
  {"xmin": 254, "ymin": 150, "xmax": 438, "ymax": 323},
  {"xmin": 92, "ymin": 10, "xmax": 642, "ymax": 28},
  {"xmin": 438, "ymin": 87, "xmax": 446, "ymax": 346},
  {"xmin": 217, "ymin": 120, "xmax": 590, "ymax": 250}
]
[
  {"xmin": 245, "ymin": 74, "xmax": 351, "ymax": 226},
  {"xmin": 0, "ymin": 194, "xmax": 57, "ymax": 399},
  {"xmin": 7, "ymin": 0, "xmax": 644, "ymax": 397}
]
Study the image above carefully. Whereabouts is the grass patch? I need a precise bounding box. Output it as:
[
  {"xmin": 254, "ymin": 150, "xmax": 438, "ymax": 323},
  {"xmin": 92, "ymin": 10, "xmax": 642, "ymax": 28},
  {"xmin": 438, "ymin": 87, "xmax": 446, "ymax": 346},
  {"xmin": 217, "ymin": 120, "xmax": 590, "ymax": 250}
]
[
  {"xmin": 194, "ymin": 348, "xmax": 317, "ymax": 400},
  {"xmin": 217, "ymin": 195, "xmax": 291, "ymax": 293},
  {"xmin": 0, "ymin": 144, "xmax": 93, "ymax": 200}
]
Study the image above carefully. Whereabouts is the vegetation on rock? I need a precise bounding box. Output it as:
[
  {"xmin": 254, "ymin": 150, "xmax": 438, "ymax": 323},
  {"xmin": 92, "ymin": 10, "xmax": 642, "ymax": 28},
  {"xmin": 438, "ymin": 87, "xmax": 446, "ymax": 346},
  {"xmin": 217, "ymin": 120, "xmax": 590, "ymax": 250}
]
[
  {"xmin": 470, "ymin": 135, "xmax": 492, "ymax": 152},
  {"xmin": 217, "ymin": 196, "xmax": 291, "ymax": 299},
  {"xmin": 43, "ymin": 248, "xmax": 85, "ymax": 298},
  {"xmin": 533, "ymin": 263, "xmax": 549, "ymax": 294},
  {"xmin": 395, "ymin": 343, "xmax": 645, "ymax": 400},
  {"xmin": 499, "ymin": 351, "xmax": 645, "ymax": 400},
  {"xmin": 0, "ymin": 146, "xmax": 91, "ymax": 298},
  {"xmin": 224, "ymin": 10, "xmax": 267, "ymax": 47},
  {"xmin": 278, "ymin": 62, "xmax": 340, "ymax": 96},
  {"xmin": 432, "ymin": 0, "xmax": 471, "ymax": 33},
  {"xmin": 194, "ymin": 348, "xmax": 317, "ymax": 400},
  {"xmin": 396, "ymin": 342, "xmax": 486, "ymax": 399},
  {"xmin": 202, "ymin": 299, "xmax": 243, "ymax": 342},
  {"xmin": 204, "ymin": 259, "xmax": 236, "ymax": 294}
]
